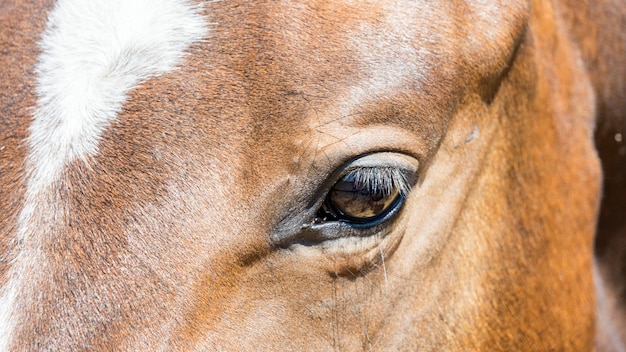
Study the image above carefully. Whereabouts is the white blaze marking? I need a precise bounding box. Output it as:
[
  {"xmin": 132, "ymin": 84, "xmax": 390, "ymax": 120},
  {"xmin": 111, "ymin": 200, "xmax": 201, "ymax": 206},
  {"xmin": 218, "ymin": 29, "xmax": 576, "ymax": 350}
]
[
  {"xmin": 30, "ymin": 0, "xmax": 208, "ymax": 191},
  {"xmin": 0, "ymin": 0, "xmax": 208, "ymax": 348}
]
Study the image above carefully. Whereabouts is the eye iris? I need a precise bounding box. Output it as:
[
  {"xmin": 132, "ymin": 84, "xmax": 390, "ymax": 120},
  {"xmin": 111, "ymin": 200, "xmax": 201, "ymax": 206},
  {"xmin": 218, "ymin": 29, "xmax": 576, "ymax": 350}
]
[{"xmin": 327, "ymin": 172, "xmax": 401, "ymax": 221}]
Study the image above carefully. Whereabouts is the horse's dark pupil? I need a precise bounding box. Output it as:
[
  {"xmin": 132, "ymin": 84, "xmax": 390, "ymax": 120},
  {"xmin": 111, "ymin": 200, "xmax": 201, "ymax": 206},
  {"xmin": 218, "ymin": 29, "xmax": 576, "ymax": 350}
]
[{"xmin": 327, "ymin": 175, "xmax": 399, "ymax": 221}]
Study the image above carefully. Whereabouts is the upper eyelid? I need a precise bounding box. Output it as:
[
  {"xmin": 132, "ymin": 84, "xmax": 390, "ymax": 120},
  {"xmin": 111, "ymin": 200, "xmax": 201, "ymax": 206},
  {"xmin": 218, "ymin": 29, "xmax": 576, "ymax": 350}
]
[
  {"xmin": 305, "ymin": 152, "xmax": 419, "ymax": 214},
  {"xmin": 339, "ymin": 167, "xmax": 412, "ymax": 196}
]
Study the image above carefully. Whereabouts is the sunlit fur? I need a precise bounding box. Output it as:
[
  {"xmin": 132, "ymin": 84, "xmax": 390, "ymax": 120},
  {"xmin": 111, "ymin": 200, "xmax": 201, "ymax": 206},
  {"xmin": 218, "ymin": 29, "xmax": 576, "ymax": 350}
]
[{"xmin": 0, "ymin": 0, "xmax": 624, "ymax": 350}]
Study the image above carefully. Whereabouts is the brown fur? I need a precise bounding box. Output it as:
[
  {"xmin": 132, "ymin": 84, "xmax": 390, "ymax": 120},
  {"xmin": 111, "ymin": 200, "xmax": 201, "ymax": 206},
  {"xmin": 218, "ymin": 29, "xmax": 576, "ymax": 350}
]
[
  {"xmin": 0, "ymin": 0, "xmax": 54, "ymax": 293},
  {"xmin": 0, "ymin": 0, "xmax": 625, "ymax": 350}
]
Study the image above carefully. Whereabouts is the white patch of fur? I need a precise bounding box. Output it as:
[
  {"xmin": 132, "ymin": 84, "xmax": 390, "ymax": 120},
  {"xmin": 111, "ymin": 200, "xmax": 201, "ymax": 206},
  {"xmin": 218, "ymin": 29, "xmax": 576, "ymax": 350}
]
[
  {"xmin": 0, "ymin": 0, "xmax": 208, "ymax": 349},
  {"xmin": 29, "ymin": 0, "xmax": 208, "ymax": 192}
]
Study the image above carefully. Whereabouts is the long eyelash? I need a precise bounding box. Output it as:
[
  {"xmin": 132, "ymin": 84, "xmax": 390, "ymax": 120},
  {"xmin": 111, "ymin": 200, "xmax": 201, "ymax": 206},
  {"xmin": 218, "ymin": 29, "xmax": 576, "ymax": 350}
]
[{"xmin": 345, "ymin": 167, "xmax": 410, "ymax": 197}]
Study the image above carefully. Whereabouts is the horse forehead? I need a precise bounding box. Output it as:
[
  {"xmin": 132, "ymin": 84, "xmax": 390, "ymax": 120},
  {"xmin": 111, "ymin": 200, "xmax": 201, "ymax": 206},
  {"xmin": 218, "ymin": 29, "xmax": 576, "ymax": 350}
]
[
  {"xmin": 153, "ymin": 0, "xmax": 528, "ymax": 166},
  {"xmin": 195, "ymin": 1, "xmax": 528, "ymax": 112},
  {"xmin": 223, "ymin": 1, "xmax": 528, "ymax": 69},
  {"xmin": 15, "ymin": 0, "xmax": 530, "ymax": 188}
]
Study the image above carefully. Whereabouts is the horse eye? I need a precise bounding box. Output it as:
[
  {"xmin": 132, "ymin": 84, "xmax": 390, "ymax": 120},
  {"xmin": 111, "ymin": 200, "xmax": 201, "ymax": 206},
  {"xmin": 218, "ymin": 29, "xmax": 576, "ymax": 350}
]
[{"xmin": 317, "ymin": 167, "xmax": 408, "ymax": 225}]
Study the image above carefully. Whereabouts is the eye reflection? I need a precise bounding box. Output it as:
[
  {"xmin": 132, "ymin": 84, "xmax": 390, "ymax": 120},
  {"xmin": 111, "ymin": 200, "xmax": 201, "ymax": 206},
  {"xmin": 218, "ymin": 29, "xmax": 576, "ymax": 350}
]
[
  {"xmin": 318, "ymin": 167, "xmax": 408, "ymax": 225},
  {"xmin": 329, "ymin": 173, "xmax": 400, "ymax": 219}
]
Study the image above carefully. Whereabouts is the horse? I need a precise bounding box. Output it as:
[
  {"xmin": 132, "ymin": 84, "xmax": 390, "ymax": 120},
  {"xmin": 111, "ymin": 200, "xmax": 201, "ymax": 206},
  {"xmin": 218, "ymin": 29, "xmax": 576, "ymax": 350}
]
[{"xmin": 1, "ymin": 0, "xmax": 624, "ymax": 350}]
